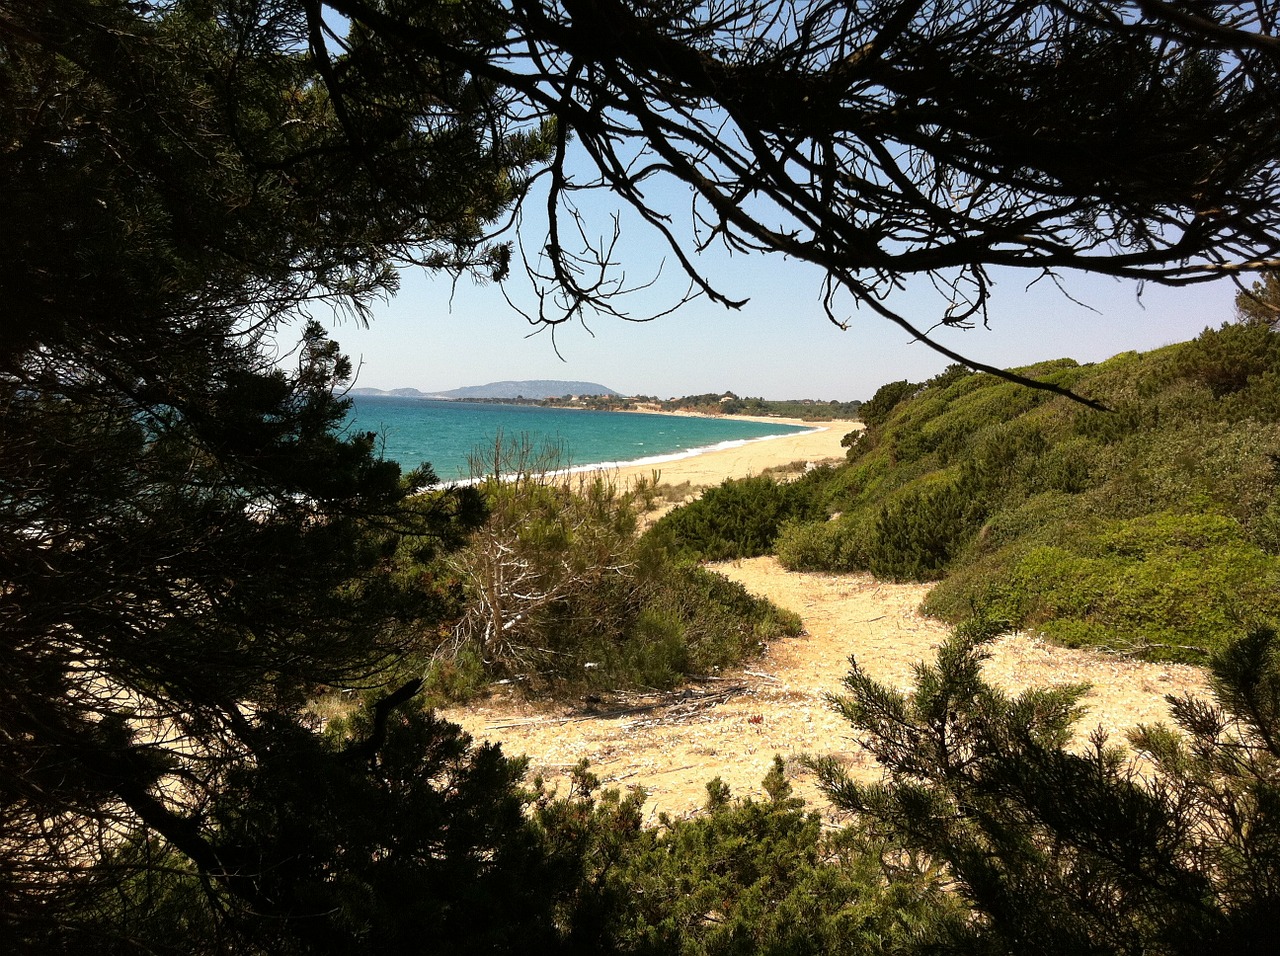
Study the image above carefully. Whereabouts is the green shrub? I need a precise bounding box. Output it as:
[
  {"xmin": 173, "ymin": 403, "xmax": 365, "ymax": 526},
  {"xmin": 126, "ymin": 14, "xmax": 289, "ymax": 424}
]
[
  {"xmin": 925, "ymin": 363, "xmax": 973, "ymax": 391},
  {"xmin": 603, "ymin": 564, "xmax": 803, "ymax": 689},
  {"xmin": 1084, "ymin": 420, "xmax": 1280, "ymax": 526},
  {"xmin": 794, "ymin": 323, "xmax": 1280, "ymax": 654},
  {"xmin": 776, "ymin": 518, "xmax": 845, "ymax": 571},
  {"xmin": 927, "ymin": 512, "xmax": 1280, "ymax": 660},
  {"xmin": 409, "ymin": 446, "xmax": 805, "ymax": 698},
  {"xmin": 1072, "ymin": 398, "xmax": 1147, "ymax": 444},
  {"xmin": 423, "ymin": 645, "xmax": 489, "ymax": 703},
  {"xmin": 818, "ymin": 627, "xmax": 1280, "ymax": 954},
  {"xmin": 453, "ymin": 556, "xmax": 803, "ymax": 695},
  {"xmin": 1175, "ymin": 320, "xmax": 1280, "ymax": 397},
  {"xmin": 622, "ymin": 608, "xmax": 692, "ymax": 689},
  {"xmin": 776, "ymin": 512, "xmax": 875, "ymax": 573},
  {"xmin": 640, "ymin": 564, "xmax": 803, "ymax": 674},
  {"xmin": 645, "ymin": 474, "xmax": 829, "ymax": 561},
  {"xmin": 866, "ymin": 480, "xmax": 984, "ymax": 581},
  {"xmin": 820, "ymin": 456, "xmax": 896, "ymax": 511},
  {"xmin": 558, "ymin": 758, "xmax": 966, "ymax": 956},
  {"xmin": 944, "ymin": 493, "xmax": 1092, "ymax": 574},
  {"xmin": 858, "ymin": 379, "xmax": 919, "ymax": 428},
  {"xmin": 1250, "ymin": 497, "xmax": 1280, "ymax": 554}
]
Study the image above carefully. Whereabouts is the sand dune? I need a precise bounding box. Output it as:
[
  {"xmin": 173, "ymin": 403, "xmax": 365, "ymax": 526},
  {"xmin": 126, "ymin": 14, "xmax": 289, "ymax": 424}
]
[
  {"xmin": 441, "ymin": 418, "xmax": 1208, "ymax": 822},
  {"xmin": 441, "ymin": 559, "xmax": 1207, "ymax": 823}
]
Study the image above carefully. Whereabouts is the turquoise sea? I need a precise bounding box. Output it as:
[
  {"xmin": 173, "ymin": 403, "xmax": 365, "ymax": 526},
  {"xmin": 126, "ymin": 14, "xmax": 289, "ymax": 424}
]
[{"xmin": 347, "ymin": 396, "xmax": 813, "ymax": 481}]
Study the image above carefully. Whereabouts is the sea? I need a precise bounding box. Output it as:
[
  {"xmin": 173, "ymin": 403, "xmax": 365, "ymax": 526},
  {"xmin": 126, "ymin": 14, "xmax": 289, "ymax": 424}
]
[{"xmin": 346, "ymin": 396, "xmax": 814, "ymax": 482}]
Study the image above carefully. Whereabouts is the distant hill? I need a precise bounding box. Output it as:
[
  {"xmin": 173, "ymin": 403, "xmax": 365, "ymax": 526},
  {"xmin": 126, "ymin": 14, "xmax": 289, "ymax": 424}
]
[
  {"xmin": 347, "ymin": 387, "xmax": 438, "ymax": 398},
  {"xmin": 350, "ymin": 380, "xmax": 619, "ymax": 400}
]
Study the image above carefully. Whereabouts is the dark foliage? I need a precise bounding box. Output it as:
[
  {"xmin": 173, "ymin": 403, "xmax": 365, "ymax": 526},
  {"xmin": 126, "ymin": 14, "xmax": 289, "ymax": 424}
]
[
  {"xmin": 1235, "ymin": 270, "xmax": 1280, "ymax": 327},
  {"xmin": 532, "ymin": 759, "xmax": 967, "ymax": 956},
  {"xmin": 59, "ymin": 708, "xmax": 581, "ymax": 955},
  {"xmin": 816, "ymin": 622, "xmax": 1280, "ymax": 955},
  {"xmin": 330, "ymin": 0, "xmax": 1280, "ymax": 391},
  {"xmin": 1, "ymin": 1, "xmax": 542, "ymax": 947},
  {"xmin": 645, "ymin": 472, "xmax": 832, "ymax": 562},
  {"xmin": 13, "ymin": 2, "xmax": 1280, "ymax": 952},
  {"xmin": 858, "ymin": 381, "xmax": 921, "ymax": 431},
  {"xmin": 1174, "ymin": 316, "xmax": 1280, "ymax": 397},
  {"xmin": 865, "ymin": 480, "xmax": 983, "ymax": 581}
]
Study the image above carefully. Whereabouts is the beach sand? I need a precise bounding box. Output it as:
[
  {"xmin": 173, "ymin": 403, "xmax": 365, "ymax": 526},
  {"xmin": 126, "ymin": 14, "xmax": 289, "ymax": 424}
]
[
  {"xmin": 440, "ymin": 412, "xmax": 1209, "ymax": 821},
  {"xmin": 442, "ymin": 561, "xmax": 1206, "ymax": 822},
  {"xmin": 599, "ymin": 416, "xmax": 861, "ymax": 491}
]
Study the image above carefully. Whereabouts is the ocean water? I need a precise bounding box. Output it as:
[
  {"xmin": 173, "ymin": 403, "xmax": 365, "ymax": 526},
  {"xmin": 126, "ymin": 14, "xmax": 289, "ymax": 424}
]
[{"xmin": 346, "ymin": 396, "xmax": 813, "ymax": 481}]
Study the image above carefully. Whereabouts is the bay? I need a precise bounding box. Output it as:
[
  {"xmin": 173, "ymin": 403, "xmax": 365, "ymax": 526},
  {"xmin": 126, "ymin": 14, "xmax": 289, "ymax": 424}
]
[{"xmin": 346, "ymin": 396, "xmax": 813, "ymax": 481}]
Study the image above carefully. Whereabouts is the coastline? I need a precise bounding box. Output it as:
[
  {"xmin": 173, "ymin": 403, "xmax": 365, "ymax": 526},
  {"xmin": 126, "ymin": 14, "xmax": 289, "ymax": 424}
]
[
  {"xmin": 355, "ymin": 395, "xmax": 852, "ymax": 484},
  {"xmin": 432, "ymin": 414, "xmax": 859, "ymax": 491},
  {"xmin": 591, "ymin": 416, "xmax": 861, "ymax": 489}
]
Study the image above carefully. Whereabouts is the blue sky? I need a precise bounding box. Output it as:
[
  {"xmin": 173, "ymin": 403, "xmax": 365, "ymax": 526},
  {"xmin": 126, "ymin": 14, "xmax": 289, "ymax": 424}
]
[
  {"xmin": 304, "ymin": 12, "xmax": 1250, "ymax": 404},
  {"xmin": 334, "ymin": 256, "xmax": 1238, "ymax": 403},
  {"xmin": 329, "ymin": 170, "xmax": 1243, "ymax": 402}
]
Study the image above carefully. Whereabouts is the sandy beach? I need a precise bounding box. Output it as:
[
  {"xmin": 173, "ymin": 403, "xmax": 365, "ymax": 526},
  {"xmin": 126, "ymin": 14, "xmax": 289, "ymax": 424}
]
[
  {"xmin": 443, "ymin": 559, "xmax": 1207, "ymax": 821},
  {"xmin": 441, "ymin": 412, "xmax": 1210, "ymax": 821},
  {"xmin": 600, "ymin": 416, "xmax": 861, "ymax": 490}
]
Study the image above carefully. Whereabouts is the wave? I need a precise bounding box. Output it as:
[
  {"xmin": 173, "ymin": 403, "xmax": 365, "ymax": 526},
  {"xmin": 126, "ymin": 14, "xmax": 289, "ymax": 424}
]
[
  {"xmin": 562, "ymin": 427, "xmax": 822, "ymax": 474},
  {"xmin": 437, "ymin": 427, "xmax": 822, "ymax": 487},
  {"xmin": 349, "ymin": 395, "xmax": 818, "ymax": 481}
]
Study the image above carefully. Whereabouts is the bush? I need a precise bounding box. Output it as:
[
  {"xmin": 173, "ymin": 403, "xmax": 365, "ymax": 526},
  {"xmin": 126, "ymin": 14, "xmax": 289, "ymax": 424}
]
[
  {"xmin": 637, "ymin": 564, "xmax": 804, "ymax": 675},
  {"xmin": 552, "ymin": 758, "xmax": 966, "ymax": 956},
  {"xmin": 645, "ymin": 474, "xmax": 829, "ymax": 562},
  {"xmin": 89, "ymin": 706, "xmax": 592, "ymax": 955},
  {"xmin": 617, "ymin": 607, "xmax": 692, "ymax": 689},
  {"xmin": 1175, "ymin": 320, "xmax": 1280, "ymax": 397},
  {"xmin": 783, "ymin": 324, "xmax": 1280, "ymax": 654},
  {"xmin": 423, "ymin": 645, "xmax": 489, "ymax": 704},
  {"xmin": 866, "ymin": 480, "xmax": 984, "ymax": 581},
  {"xmin": 816, "ymin": 626, "xmax": 1280, "ymax": 954},
  {"xmin": 495, "ymin": 560, "xmax": 805, "ymax": 693},
  {"xmin": 858, "ymin": 379, "xmax": 919, "ymax": 428},
  {"xmin": 445, "ymin": 464, "xmax": 639, "ymax": 675},
  {"xmin": 417, "ymin": 453, "xmax": 804, "ymax": 696},
  {"xmin": 776, "ymin": 518, "xmax": 846, "ymax": 572},
  {"xmin": 926, "ymin": 512, "xmax": 1280, "ymax": 660}
]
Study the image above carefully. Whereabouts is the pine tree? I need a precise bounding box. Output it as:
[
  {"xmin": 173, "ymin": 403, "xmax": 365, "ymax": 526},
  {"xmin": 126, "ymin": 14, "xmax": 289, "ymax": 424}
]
[
  {"xmin": 815, "ymin": 620, "xmax": 1280, "ymax": 955},
  {"xmin": 0, "ymin": 2, "xmax": 554, "ymax": 948}
]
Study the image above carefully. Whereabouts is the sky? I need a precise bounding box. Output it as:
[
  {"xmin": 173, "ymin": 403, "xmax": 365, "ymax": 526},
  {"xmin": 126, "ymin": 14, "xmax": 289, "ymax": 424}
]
[
  {"xmin": 329, "ymin": 178, "xmax": 1245, "ymax": 403},
  {"xmin": 335, "ymin": 260, "xmax": 1239, "ymax": 404},
  {"xmin": 301, "ymin": 9, "xmax": 1255, "ymax": 405}
]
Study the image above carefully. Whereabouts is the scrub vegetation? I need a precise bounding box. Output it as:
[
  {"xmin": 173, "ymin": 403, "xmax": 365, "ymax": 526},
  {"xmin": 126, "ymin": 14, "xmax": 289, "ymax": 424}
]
[
  {"xmin": 13, "ymin": 2, "xmax": 1280, "ymax": 951},
  {"xmin": 411, "ymin": 436, "xmax": 803, "ymax": 700},
  {"xmin": 660, "ymin": 302, "xmax": 1280, "ymax": 663}
]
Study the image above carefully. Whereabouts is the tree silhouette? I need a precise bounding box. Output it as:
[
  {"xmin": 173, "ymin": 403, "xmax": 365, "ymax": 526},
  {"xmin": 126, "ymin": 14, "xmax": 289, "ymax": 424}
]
[
  {"xmin": 0, "ymin": 2, "xmax": 545, "ymax": 947},
  {"xmin": 815, "ymin": 621, "xmax": 1280, "ymax": 954},
  {"xmin": 1235, "ymin": 271, "xmax": 1280, "ymax": 326},
  {"xmin": 326, "ymin": 0, "xmax": 1280, "ymax": 393}
]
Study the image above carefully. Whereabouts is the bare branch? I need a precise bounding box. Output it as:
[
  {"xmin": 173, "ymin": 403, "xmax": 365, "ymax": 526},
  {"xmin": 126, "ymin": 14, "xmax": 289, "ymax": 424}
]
[{"xmin": 328, "ymin": 0, "xmax": 1280, "ymax": 395}]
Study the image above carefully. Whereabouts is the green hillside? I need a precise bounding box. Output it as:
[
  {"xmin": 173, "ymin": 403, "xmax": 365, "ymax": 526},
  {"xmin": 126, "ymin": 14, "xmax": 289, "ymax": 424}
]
[{"xmin": 661, "ymin": 320, "xmax": 1280, "ymax": 662}]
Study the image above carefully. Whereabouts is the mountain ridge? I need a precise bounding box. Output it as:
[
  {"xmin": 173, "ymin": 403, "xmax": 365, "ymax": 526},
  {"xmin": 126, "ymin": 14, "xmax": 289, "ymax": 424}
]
[{"xmin": 349, "ymin": 380, "xmax": 620, "ymax": 400}]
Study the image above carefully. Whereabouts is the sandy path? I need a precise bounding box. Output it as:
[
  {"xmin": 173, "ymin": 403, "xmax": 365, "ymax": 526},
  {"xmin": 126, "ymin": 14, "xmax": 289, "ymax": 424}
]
[{"xmin": 440, "ymin": 558, "xmax": 1209, "ymax": 823}]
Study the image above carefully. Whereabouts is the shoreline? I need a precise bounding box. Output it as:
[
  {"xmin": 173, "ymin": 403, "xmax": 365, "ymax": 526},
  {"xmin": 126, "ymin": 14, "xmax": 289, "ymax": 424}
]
[
  {"xmin": 426, "ymin": 402, "xmax": 862, "ymax": 490},
  {"xmin": 441, "ymin": 423, "xmax": 857, "ymax": 491},
  {"xmin": 590, "ymin": 416, "xmax": 860, "ymax": 489}
]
